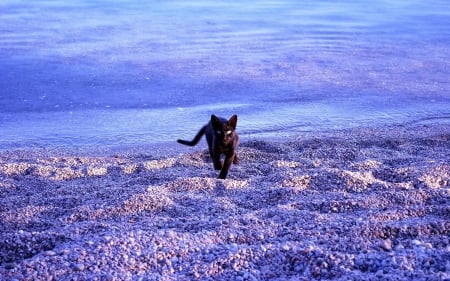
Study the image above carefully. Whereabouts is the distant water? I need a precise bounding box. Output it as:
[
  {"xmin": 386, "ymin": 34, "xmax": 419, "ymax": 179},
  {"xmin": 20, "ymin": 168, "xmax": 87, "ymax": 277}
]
[{"xmin": 1, "ymin": 0, "xmax": 449, "ymax": 150}]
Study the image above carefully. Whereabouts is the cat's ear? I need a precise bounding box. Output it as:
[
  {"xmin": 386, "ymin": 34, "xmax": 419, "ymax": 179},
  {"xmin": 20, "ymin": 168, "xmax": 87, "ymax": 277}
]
[
  {"xmin": 228, "ymin": 115, "xmax": 237, "ymax": 129},
  {"xmin": 211, "ymin": 114, "xmax": 221, "ymax": 128},
  {"xmin": 211, "ymin": 114, "xmax": 220, "ymax": 124}
]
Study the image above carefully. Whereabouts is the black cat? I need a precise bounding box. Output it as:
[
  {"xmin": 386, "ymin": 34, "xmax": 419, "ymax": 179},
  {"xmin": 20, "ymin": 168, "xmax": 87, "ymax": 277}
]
[{"xmin": 177, "ymin": 114, "xmax": 239, "ymax": 179}]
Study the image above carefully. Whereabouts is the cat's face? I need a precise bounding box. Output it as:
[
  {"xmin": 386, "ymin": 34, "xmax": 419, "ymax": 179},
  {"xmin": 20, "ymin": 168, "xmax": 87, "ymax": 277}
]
[
  {"xmin": 212, "ymin": 115, "xmax": 237, "ymax": 145},
  {"xmin": 215, "ymin": 124, "xmax": 235, "ymax": 145}
]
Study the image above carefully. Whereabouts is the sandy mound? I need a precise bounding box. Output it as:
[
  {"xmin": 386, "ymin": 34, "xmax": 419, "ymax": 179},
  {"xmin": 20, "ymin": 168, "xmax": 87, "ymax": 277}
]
[{"xmin": 0, "ymin": 123, "xmax": 449, "ymax": 280}]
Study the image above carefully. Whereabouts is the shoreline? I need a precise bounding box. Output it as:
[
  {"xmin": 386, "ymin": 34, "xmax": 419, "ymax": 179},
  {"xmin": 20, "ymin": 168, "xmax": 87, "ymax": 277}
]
[
  {"xmin": 3, "ymin": 118, "xmax": 449, "ymax": 156},
  {"xmin": 1, "ymin": 122, "xmax": 449, "ymax": 280}
]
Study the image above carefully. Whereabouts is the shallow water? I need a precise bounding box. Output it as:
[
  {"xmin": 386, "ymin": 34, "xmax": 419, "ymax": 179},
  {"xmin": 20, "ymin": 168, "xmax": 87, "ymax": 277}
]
[{"xmin": 1, "ymin": 0, "xmax": 449, "ymax": 150}]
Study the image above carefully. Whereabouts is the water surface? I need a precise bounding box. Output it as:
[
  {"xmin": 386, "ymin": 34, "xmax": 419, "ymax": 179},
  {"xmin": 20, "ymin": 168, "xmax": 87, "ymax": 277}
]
[{"xmin": 1, "ymin": 0, "xmax": 449, "ymax": 150}]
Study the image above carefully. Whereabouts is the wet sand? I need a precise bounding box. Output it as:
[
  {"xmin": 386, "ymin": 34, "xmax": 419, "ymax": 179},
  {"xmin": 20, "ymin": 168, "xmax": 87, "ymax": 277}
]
[{"xmin": 1, "ymin": 123, "xmax": 449, "ymax": 280}]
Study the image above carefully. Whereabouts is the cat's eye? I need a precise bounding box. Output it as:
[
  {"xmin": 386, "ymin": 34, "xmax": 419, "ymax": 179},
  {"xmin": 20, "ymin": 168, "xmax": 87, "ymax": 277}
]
[
  {"xmin": 216, "ymin": 130, "xmax": 222, "ymax": 135},
  {"xmin": 226, "ymin": 130, "xmax": 233, "ymax": 136}
]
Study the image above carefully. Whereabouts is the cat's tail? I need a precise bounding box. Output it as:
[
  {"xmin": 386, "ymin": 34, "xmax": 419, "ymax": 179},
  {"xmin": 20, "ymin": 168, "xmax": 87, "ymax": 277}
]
[{"xmin": 177, "ymin": 125, "xmax": 207, "ymax": 146}]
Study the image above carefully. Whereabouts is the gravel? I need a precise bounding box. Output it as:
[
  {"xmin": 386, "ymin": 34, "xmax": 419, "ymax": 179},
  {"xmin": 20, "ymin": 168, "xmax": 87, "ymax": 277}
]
[{"xmin": 0, "ymin": 123, "xmax": 449, "ymax": 280}]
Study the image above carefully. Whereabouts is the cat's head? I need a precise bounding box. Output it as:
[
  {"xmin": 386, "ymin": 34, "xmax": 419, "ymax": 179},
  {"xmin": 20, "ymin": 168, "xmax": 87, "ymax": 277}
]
[{"xmin": 211, "ymin": 114, "xmax": 237, "ymax": 145}]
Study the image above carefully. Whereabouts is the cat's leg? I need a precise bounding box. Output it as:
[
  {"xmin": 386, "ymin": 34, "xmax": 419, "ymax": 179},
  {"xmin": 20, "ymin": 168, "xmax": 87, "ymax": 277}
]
[
  {"xmin": 208, "ymin": 144, "xmax": 222, "ymax": 170},
  {"xmin": 212, "ymin": 151, "xmax": 222, "ymax": 170},
  {"xmin": 219, "ymin": 152, "xmax": 235, "ymax": 179}
]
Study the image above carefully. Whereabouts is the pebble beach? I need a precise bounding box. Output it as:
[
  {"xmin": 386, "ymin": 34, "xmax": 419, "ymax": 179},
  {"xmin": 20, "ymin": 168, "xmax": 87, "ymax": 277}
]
[{"xmin": 0, "ymin": 123, "xmax": 449, "ymax": 280}]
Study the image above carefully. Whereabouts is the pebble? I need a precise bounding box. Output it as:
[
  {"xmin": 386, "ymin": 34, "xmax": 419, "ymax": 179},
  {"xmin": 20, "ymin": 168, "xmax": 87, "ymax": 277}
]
[
  {"xmin": 412, "ymin": 239, "xmax": 422, "ymax": 246},
  {"xmin": 70, "ymin": 263, "xmax": 85, "ymax": 271},
  {"xmin": 1, "ymin": 125, "xmax": 448, "ymax": 280},
  {"xmin": 282, "ymin": 243, "xmax": 290, "ymax": 251},
  {"xmin": 103, "ymin": 274, "xmax": 114, "ymax": 281},
  {"xmin": 44, "ymin": 250, "xmax": 56, "ymax": 256},
  {"xmin": 380, "ymin": 239, "xmax": 392, "ymax": 251}
]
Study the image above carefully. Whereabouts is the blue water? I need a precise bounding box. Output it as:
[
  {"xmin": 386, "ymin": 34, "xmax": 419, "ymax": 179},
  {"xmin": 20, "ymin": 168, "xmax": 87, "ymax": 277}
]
[{"xmin": 1, "ymin": 0, "xmax": 449, "ymax": 150}]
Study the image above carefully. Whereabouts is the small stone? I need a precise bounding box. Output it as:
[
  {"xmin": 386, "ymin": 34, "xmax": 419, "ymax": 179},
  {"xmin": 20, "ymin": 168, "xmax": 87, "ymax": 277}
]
[
  {"xmin": 4, "ymin": 263, "xmax": 15, "ymax": 270},
  {"xmin": 103, "ymin": 274, "xmax": 114, "ymax": 281},
  {"xmin": 239, "ymin": 218, "xmax": 249, "ymax": 225},
  {"xmin": 44, "ymin": 250, "xmax": 57, "ymax": 256},
  {"xmin": 381, "ymin": 239, "xmax": 392, "ymax": 251},
  {"xmin": 412, "ymin": 239, "xmax": 422, "ymax": 246},
  {"xmin": 171, "ymin": 256, "xmax": 179, "ymax": 264},
  {"xmin": 59, "ymin": 249, "xmax": 71, "ymax": 256},
  {"xmin": 103, "ymin": 235, "xmax": 113, "ymax": 242},
  {"xmin": 71, "ymin": 263, "xmax": 85, "ymax": 271}
]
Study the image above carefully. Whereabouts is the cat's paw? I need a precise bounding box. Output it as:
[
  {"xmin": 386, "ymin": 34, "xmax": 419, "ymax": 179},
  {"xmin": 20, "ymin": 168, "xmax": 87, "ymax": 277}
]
[
  {"xmin": 233, "ymin": 155, "xmax": 239, "ymax": 164},
  {"xmin": 218, "ymin": 171, "xmax": 228, "ymax": 179}
]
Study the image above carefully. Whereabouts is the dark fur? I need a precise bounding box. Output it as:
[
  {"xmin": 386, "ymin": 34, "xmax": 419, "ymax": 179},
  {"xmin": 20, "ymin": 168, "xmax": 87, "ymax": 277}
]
[{"xmin": 177, "ymin": 114, "xmax": 239, "ymax": 179}]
